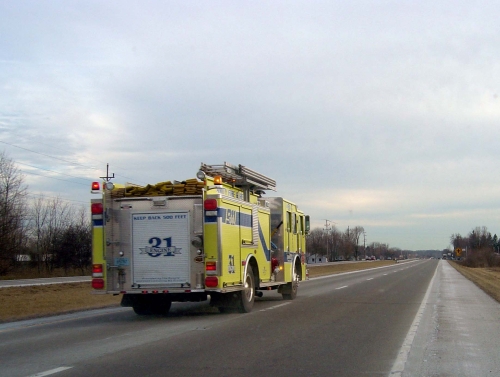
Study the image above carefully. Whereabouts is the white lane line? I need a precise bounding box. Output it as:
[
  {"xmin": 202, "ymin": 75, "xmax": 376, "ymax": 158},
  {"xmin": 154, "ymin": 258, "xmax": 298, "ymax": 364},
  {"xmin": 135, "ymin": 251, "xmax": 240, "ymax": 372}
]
[
  {"xmin": 260, "ymin": 302, "xmax": 291, "ymax": 312},
  {"xmin": 388, "ymin": 264, "xmax": 438, "ymax": 377},
  {"xmin": 336, "ymin": 285, "xmax": 348, "ymax": 290},
  {"xmin": 307, "ymin": 261, "xmax": 422, "ymax": 281},
  {"xmin": 366, "ymin": 278, "xmax": 374, "ymax": 281},
  {"xmin": 27, "ymin": 367, "xmax": 73, "ymax": 377},
  {"xmin": 383, "ymin": 273, "xmax": 388, "ymax": 276}
]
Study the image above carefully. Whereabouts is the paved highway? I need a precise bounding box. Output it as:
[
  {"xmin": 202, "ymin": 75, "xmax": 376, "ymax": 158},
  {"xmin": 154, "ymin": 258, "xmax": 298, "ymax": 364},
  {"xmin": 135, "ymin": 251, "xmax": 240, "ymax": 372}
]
[{"xmin": 0, "ymin": 260, "xmax": 498, "ymax": 377}]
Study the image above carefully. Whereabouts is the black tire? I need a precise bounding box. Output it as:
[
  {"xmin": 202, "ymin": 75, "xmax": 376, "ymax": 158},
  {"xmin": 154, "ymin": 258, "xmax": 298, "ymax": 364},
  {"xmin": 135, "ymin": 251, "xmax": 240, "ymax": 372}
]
[
  {"xmin": 238, "ymin": 265, "xmax": 255, "ymax": 313},
  {"xmin": 132, "ymin": 296, "xmax": 171, "ymax": 316},
  {"xmin": 150, "ymin": 297, "xmax": 172, "ymax": 315},
  {"xmin": 282, "ymin": 266, "xmax": 299, "ymax": 300},
  {"xmin": 132, "ymin": 304, "xmax": 151, "ymax": 315}
]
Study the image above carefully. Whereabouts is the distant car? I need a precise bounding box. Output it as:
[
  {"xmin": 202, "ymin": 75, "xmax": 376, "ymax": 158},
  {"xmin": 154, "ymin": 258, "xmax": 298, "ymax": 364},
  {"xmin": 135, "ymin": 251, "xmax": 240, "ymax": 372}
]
[{"xmin": 387, "ymin": 257, "xmax": 392, "ymax": 260}]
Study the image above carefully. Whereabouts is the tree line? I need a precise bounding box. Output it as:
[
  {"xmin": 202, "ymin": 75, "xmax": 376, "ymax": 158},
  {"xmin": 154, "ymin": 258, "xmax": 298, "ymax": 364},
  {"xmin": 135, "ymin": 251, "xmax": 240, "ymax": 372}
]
[
  {"xmin": 450, "ymin": 226, "xmax": 500, "ymax": 268},
  {"xmin": 306, "ymin": 225, "xmax": 406, "ymax": 261},
  {"xmin": 0, "ymin": 151, "xmax": 90, "ymax": 276}
]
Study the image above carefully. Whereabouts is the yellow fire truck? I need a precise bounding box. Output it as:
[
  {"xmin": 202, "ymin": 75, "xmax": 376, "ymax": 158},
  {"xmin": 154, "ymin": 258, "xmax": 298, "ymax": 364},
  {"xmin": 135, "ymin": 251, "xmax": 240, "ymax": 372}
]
[{"xmin": 91, "ymin": 162, "xmax": 309, "ymax": 314}]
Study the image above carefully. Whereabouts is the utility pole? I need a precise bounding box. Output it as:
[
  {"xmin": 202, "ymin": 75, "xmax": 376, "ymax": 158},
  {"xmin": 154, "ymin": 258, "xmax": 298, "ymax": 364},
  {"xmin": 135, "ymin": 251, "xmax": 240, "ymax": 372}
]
[
  {"xmin": 323, "ymin": 219, "xmax": 336, "ymax": 262},
  {"xmin": 363, "ymin": 231, "xmax": 366, "ymax": 259},
  {"xmin": 324, "ymin": 220, "xmax": 331, "ymax": 262}
]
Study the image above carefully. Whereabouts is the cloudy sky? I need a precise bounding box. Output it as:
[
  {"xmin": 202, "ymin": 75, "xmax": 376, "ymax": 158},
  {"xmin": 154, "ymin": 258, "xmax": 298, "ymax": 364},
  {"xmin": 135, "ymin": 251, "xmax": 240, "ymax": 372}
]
[{"xmin": 1, "ymin": 0, "xmax": 499, "ymax": 251}]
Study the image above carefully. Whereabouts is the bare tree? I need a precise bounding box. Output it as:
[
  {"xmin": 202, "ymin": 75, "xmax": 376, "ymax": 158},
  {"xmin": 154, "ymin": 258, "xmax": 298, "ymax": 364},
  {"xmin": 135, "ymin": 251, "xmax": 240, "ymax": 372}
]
[
  {"xmin": 28, "ymin": 196, "xmax": 74, "ymax": 272},
  {"xmin": 0, "ymin": 151, "xmax": 29, "ymax": 275},
  {"xmin": 329, "ymin": 228, "xmax": 342, "ymax": 261},
  {"xmin": 341, "ymin": 227, "xmax": 354, "ymax": 260},
  {"xmin": 351, "ymin": 226, "xmax": 365, "ymax": 260},
  {"xmin": 306, "ymin": 228, "xmax": 327, "ymax": 257},
  {"xmin": 56, "ymin": 206, "xmax": 91, "ymax": 274}
]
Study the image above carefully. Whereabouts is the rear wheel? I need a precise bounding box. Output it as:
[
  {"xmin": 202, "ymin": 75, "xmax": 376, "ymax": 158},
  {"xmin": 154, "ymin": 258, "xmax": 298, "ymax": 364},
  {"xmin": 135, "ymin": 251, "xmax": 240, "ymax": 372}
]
[
  {"xmin": 282, "ymin": 266, "xmax": 299, "ymax": 300},
  {"xmin": 238, "ymin": 265, "xmax": 255, "ymax": 313},
  {"xmin": 150, "ymin": 297, "xmax": 172, "ymax": 315},
  {"xmin": 131, "ymin": 296, "xmax": 171, "ymax": 315},
  {"xmin": 132, "ymin": 304, "xmax": 151, "ymax": 315}
]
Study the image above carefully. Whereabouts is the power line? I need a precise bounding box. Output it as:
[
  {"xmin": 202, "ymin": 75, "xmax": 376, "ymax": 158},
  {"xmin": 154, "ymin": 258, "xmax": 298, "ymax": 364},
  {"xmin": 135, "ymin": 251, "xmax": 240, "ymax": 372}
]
[
  {"xmin": 27, "ymin": 193, "xmax": 88, "ymax": 205},
  {"xmin": 1, "ymin": 139, "xmax": 147, "ymax": 184},
  {"xmin": 19, "ymin": 169, "xmax": 89, "ymax": 186},
  {"xmin": 7, "ymin": 137, "xmax": 108, "ymax": 168},
  {"xmin": 17, "ymin": 161, "xmax": 90, "ymax": 182},
  {"xmin": 0, "ymin": 139, "xmax": 98, "ymax": 170}
]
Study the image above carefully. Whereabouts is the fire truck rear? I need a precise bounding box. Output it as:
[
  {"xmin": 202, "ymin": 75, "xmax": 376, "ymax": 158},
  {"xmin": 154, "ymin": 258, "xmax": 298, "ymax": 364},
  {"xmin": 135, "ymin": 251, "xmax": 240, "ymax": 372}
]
[{"xmin": 91, "ymin": 162, "xmax": 309, "ymax": 314}]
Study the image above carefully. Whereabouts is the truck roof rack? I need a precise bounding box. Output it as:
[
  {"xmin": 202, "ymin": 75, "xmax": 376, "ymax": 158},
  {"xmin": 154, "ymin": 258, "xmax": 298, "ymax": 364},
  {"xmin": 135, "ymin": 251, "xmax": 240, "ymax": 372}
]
[{"xmin": 200, "ymin": 162, "xmax": 276, "ymax": 191}]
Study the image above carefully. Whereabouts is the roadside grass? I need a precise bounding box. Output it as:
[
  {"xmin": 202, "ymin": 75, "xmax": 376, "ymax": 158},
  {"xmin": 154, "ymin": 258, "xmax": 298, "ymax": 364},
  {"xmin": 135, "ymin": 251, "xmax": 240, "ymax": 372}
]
[
  {"xmin": 0, "ymin": 283, "xmax": 121, "ymax": 323},
  {"xmin": 0, "ymin": 261, "xmax": 396, "ymax": 323},
  {"xmin": 0, "ymin": 260, "xmax": 458, "ymax": 324},
  {"xmin": 307, "ymin": 260, "xmax": 397, "ymax": 277},
  {"xmin": 449, "ymin": 261, "xmax": 500, "ymax": 303},
  {"xmin": 1, "ymin": 267, "xmax": 91, "ymax": 280}
]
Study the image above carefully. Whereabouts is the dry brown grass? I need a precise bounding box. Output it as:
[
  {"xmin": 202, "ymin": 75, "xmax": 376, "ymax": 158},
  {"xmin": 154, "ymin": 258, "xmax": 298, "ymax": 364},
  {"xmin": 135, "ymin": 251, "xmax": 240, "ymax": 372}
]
[
  {"xmin": 0, "ymin": 260, "xmax": 401, "ymax": 323},
  {"xmin": 0, "ymin": 283, "xmax": 121, "ymax": 323},
  {"xmin": 1, "ymin": 267, "xmax": 91, "ymax": 280},
  {"xmin": 449, "ymin": 261, "xmax": 500, "ymax": 303},
  {"xmin": 308, "ymin": 260, "xmax": 397, "ymax": 277}
]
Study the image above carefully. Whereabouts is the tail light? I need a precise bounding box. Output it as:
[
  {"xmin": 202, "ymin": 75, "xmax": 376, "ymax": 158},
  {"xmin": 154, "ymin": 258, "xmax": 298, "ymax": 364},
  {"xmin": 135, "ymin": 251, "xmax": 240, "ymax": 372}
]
[
  {"xmin": 92, "ymin": 264, "xmax": 103, "ymax": 277},
  {"xmin": 204, "ymin": 199, "xmax": 218, "ymax": 210},
  {"xmin": 92, "ymin": 278, "xmax": 105, "ymax": 289},
  {"xmin": 206, "ymin": 261, "xmax": 217, "ymax": 271},
  {"xmin": 271, "ymin": 257, "xmax": 279, "ymax": 273},
  {"xmin": 205, "ymin": 276, "xmax": 218, "ymax": 288},
  {"xmin": 204, "ymin": 199, "xmax": 218, "ymax": 217},
  {"xmin": 91, "ymin": 203, "xmax": 103, "ymax": 215}
]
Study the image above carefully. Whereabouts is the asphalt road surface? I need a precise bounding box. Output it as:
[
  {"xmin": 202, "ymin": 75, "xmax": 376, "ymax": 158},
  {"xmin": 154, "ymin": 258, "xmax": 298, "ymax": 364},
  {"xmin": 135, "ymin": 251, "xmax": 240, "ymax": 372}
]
[{"xmin": 1, "ymin": 260, "xmax": 498, "ymax": 377}]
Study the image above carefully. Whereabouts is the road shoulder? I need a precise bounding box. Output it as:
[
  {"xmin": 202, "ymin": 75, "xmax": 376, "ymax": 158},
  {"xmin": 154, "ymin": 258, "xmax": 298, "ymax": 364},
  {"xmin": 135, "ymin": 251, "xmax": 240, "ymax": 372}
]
[{"xmin": 401, "ymin": 260, "xmax": 500, "ymax": 376}]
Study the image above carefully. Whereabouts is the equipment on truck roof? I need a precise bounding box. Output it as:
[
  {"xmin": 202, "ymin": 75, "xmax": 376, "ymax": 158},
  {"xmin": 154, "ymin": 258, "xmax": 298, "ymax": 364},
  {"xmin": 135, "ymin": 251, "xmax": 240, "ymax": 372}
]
[{"xmin": 199, "ymin": 162, "xmax": 276, "ymax": 191}]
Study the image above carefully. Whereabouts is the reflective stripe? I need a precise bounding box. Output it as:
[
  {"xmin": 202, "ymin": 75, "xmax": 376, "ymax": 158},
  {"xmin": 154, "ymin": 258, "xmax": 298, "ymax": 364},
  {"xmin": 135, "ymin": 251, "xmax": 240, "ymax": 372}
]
[{"xmin": 204, "ymin": 208, "xmax": 252, "ymax": 227}]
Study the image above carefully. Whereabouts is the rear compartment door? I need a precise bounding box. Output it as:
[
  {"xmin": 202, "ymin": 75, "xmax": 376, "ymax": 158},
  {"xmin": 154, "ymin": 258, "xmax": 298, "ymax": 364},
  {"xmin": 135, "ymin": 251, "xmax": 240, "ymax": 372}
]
[{"xmin": 131, "ymin": 211, "xmax": 190, "ymax": 287}]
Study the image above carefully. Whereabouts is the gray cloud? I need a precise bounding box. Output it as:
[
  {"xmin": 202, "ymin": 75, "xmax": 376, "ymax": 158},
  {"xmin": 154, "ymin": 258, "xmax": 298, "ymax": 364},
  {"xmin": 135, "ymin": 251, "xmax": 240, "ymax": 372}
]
[{"xmin": 1, "ymin": 0, "xmax": 499, "ymax": 249}]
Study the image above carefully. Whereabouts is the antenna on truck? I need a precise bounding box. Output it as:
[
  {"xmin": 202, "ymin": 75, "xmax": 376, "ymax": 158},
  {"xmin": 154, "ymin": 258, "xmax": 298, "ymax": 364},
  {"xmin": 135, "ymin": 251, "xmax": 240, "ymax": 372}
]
[{"xmin": 99, "ymin": 163, "xmax": 115, "ymax": 182}]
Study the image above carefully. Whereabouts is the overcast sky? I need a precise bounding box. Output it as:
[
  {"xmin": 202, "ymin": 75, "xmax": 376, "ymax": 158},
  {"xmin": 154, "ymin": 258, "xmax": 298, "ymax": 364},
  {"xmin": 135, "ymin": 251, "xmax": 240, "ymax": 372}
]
[{"xmin": 1, "ymin": 0, "xmax": 499, "ymax": 251}]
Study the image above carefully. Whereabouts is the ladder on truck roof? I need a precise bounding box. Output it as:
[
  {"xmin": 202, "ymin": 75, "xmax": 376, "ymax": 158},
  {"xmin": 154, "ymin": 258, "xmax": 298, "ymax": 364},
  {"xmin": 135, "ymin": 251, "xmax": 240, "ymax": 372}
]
[{"xmin": 200, "ymin": 162, "xmax": 276, "ymax": 191}]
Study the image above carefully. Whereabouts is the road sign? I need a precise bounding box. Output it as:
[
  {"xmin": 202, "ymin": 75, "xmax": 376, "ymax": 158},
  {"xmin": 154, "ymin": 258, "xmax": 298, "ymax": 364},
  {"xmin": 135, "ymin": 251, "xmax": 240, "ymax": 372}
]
[{"xmin": 455, "ymin": 248, "xmax": 462, "ymax": 257}]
